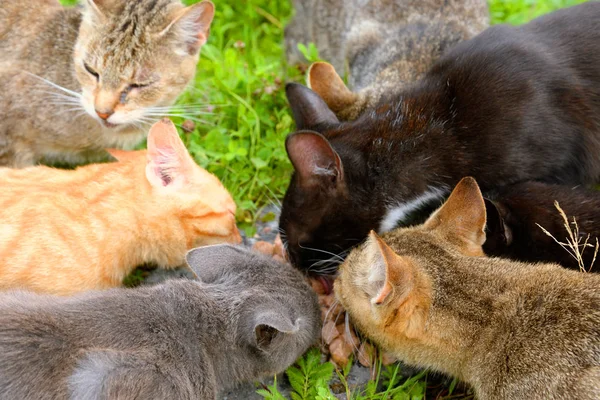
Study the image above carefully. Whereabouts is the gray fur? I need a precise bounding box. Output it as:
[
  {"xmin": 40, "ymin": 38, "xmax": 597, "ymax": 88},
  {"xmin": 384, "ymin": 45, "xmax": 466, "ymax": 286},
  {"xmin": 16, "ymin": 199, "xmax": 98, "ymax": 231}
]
[
  {"xmin": 0, "ymin": 245, "xmax": 320, "ymax": 399},
  {"xmin": 285, "ymin": 0, "xmax": 489, "ymax": 119}
]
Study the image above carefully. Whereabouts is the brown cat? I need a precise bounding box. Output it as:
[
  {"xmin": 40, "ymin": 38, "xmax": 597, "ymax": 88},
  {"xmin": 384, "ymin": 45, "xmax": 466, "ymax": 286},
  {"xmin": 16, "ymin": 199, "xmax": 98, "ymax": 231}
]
[
  {"xmin": 0, "ymin": 119, "xmax": 240, "ymax": 295},
  {"xmin": 0, "ymin": 0, "xmax": 214, "ymax": 167},
  {"xmin": 335, "ymin": 177, "xmax": 600, "ymax": 399},
  {"xmin": 286, "ymin": 0, "xmax": 489, "ymax": 120}
]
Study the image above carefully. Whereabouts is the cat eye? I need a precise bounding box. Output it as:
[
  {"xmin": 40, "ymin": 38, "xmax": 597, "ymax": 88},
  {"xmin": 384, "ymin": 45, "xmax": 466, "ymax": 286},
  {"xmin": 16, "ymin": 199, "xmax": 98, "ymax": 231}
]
[
  {"xmin": 83, "ymin": 63, "xmax": 99, "ymax": 80},
  {"xmin": 129, "ymin": 83, "xmax": 151, "ymax": 89},
  {"xmin": 119, "ymin": 83, "xmax": 152, "ymax": 104}
]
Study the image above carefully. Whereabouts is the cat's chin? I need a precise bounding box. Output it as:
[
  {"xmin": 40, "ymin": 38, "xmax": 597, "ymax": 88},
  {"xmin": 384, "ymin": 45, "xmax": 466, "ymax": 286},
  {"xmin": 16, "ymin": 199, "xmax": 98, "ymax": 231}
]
[
  {"xmin": 101, "ymin": 120, "xmax": 119, "ymax": 129},
  {"xmin": 101, "ymin": 121, "xmax": 138, "ymax": 134},
  {"xmin": 101, "ymin": 125, "xmax": 147, "ymax": 150}
]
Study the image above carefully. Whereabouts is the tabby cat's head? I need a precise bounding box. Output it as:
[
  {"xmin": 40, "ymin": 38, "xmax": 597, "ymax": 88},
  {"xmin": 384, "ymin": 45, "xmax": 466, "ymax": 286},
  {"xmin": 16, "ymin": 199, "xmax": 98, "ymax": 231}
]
[
  {"xmin": 335, "ymin": 177, "xmax": 487, "ymax": 345},
  {"xmin": 73, "ymin": 0, "xmax": 214, "ymax": 131}
]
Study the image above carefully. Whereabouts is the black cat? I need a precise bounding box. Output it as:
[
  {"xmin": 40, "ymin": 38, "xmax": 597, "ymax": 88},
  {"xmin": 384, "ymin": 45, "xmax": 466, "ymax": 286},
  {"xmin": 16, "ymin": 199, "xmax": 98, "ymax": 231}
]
[
  {"xmin": 279, "ymin": 2, "xmax": 600, "ymax": 274},
  {"xmin": 484, "ymin": 182, "xmax": 600, "ymax": 272}
]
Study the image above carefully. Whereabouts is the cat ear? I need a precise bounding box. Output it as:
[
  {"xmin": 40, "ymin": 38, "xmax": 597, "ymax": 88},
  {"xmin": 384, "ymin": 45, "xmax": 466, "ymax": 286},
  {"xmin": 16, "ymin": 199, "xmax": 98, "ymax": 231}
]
[
  {"xmin": 366, "ymin": 232, "xmax": 430, "ymax": 339},
  {"xmin": 159, "ymin": 1, "xmax": 215, "ymax": 55},
  {"xmin": 83, "ymin": 0, "xmax": 123, "ymax": 21},
  {"xmin": 285, "ymin": 83, "xmax": 340, "ymax": 131},
  {"xmin": 253, "ymin": 312, "xmax": 299, "ymax": 351},
  {"xmin": 185, "ymin": 244, "xmax": 246, "ymax": 281},
  {"xmin": 146, "ymin": 118, "xmax": 195, "ymax": 189},
  {"xmin": 308, "ymin": 62, "xmax": 357, "ymax": 115},
  {"xmin": 82, "ymin": 0, "xmax": 106, "ymax": 23},
  {"xmin": 366, "ymin": 231, "xmax": 414, "ymax": 306},
  {"xmin": 424, "ymin": 177, "xmax": 487, "ymax": 255},
  {"xmin": 481, "ymin": 198, "xmax": 513, "ymax": 254},
  {"xmin": 285, "ymin": 131, "xmax": 344, "ymax": 189}
]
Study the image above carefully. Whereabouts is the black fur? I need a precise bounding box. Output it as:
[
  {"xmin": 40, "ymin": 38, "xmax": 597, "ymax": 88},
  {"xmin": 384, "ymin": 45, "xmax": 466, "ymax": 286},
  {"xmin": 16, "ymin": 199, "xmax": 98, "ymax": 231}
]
[
  {"xmin": 484, "ymin": 182, "xmax": 600, "ymax": 272},
  {"xmin": 280, "ymin": 3, "xmax": 600, "ymax": 274}
]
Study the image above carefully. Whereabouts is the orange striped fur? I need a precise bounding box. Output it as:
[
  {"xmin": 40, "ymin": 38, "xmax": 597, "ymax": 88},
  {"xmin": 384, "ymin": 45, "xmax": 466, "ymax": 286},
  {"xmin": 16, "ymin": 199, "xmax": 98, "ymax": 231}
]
[{"xmin": 0, "ymin": 119, "xmax": 240, "ymax": 295}]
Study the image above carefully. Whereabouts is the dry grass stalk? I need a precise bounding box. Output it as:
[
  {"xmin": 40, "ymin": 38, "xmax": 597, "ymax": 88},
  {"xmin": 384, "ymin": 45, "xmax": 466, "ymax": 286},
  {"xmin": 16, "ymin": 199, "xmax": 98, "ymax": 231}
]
[{"xmin": 536, "ymin": 201, "xmax": 598, "ymax": 273}]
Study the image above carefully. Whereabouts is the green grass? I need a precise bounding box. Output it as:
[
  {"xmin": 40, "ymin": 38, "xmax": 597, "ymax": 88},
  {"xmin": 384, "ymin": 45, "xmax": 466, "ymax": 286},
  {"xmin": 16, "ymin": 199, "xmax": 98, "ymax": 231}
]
[
  {"xmin": 58, "ymin": 0, "xmax": 589, "ymax": 235},
  {"xmin": 488, "ymin": 0, "xmax": 588, "ymax": 23},
  {"xmin": 180, "ymin": 0, "xmax": 588, "ymax": 236},
  {"xmin": 177, "ymin": 0, "xmax": 302, "ymax": 234},
  {"xmin": 60, "ymin": 0, "xmax": 303, "ymax": 235},
  {"xmin": 58, "ymin": 0, "xmax": 588, "ymax": 397},
  {"xmin": 186, "ymin": 0, "xmax": 588, "ymax": 235}
]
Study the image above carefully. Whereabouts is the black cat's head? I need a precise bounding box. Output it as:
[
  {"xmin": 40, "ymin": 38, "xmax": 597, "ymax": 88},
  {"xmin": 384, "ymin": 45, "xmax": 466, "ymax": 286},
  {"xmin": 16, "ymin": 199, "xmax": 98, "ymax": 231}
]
[
  {"xmin": 279, "ymin": 84, "xmax": 372, "ymax": 276},
  {"xmin": 280, "ymin": 83, "xmax": 450, "ymax": 276}
]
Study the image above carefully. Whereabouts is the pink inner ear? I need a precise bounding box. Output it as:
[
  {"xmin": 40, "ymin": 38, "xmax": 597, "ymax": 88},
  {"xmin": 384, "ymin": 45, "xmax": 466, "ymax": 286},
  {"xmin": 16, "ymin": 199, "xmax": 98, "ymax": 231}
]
[
  {"xmin": 287, "ymin": 132, "xmax": 343, "ymax": 185},
  {"xmin": 171, "ymin": 2, "xmax": 215, "ymax": 52},
  {"xmin": 149, "ymin": 147, "xmax": 183, "ymax": 187},
  {"xmin": 373, "ymin": 281, "xmax": 392, "ymax": 305},
  {"xmin": 155, "ymin": 165, "xmax": 172, "ymax": 186},
  {"xmin": 197, "ymin": 31, "xmax": 208, "ymax": 44}
]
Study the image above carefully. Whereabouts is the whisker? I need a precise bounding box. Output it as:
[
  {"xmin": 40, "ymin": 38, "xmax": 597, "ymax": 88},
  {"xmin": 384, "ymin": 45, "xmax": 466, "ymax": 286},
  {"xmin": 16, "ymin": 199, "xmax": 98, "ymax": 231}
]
[
  {"xmin": 25, "ymin": 72, "xmax": 82, "ymax": 99},
  {"xmin": 297, "ymin": 244, "xmax": 346, "ymax": 262},
  {"xmin": 141, "ymin": 114, "xmax": 211, "ymax": 123},
  {"xmin": 146, "ymin": 105, "xmax": 214, "ymax": 111},
  {"xmin": 324, "ymin": 299, "xmax": 343, "ymax": 324},
  {"xmin": 345, "ymin": 312, "xmax": 361, "ymax": 355}
]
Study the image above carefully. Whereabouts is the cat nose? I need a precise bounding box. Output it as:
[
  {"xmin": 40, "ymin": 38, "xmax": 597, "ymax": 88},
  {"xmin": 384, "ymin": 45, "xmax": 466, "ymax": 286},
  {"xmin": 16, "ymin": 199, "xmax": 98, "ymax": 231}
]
[{"xmin": 95, "ymin": 109, "xmax": 114, "ymax": 121}]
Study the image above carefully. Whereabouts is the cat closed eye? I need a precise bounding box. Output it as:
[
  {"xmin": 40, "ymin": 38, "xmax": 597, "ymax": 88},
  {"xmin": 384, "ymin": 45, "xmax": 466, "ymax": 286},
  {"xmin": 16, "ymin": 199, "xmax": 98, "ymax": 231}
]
[
  {"xmin": 129, "ymin": 82, "xmax": 151, "ymax": 89},
  {"xmin": 119, "ymin": 84, "xmax": 151, "ymax": 104},
  {"xmin": 83, "ymin": 63, "xmax": 99, "ymax": 80}
]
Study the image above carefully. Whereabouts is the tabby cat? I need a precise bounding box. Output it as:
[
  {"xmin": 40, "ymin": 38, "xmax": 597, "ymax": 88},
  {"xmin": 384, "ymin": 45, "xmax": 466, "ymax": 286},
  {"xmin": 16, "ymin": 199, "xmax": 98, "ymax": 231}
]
[
  {"xmin": 0, "ymin": 245, "xmax": 321, "ymax": 399},
  {"xmin": 335, "ymin": 177, "xmax": 600, "ymax": 400},
  {"xmin": 286, "ymin": 0, "xmax": 489, "ymax": 120},
  {"xmin": 0, "ymin": 0, "xmax": 214, "ymax": 167},
  {"xmin": 0, "ymin": 119, "xmax": 240, "ymax": 295},
  {"xmin": 280, "ymin": 2, "xmax": 600, "ymax": 274}
]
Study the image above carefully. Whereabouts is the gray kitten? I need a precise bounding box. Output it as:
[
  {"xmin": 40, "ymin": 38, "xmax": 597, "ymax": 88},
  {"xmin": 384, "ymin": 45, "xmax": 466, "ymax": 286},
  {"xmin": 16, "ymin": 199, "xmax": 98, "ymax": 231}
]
[
  {"xmin": 286, "ymin": 0, "xmax": 489, "ymax": 120},
  {"xmin": 0, "ymin": 245, "xmax": 320, "ymax": 400}
]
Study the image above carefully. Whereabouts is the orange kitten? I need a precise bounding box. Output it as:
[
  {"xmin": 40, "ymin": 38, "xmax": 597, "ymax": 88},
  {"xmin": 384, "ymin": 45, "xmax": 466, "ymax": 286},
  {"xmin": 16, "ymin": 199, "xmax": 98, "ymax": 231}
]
[{"xmin": 0, "ymin": 119, "xmax": 240, "ymax": 295}]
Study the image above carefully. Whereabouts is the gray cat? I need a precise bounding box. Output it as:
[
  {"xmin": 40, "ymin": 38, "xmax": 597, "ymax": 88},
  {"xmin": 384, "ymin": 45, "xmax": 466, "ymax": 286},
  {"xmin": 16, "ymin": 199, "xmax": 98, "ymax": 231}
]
[
  {"xmin": 0, "ymin": 245, "xmax": 320, "ymax": 400},
  {"xmin": 285, "ymin": 0, "xmax": 489, "ymax": 120}
]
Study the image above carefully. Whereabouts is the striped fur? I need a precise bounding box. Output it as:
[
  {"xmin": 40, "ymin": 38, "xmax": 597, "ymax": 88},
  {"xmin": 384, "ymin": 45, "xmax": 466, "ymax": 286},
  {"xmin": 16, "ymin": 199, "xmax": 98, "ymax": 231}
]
[
  {"xmin": 0, "ymin": 0, "xmax": 214, "ymax": 167},
  {"xmin": 336, "ymin": 178, "xmax": 600, "ymax": 399},
  {"xmin": 0, "ymin": 119, "xmax": 240, "ymax": 295}
]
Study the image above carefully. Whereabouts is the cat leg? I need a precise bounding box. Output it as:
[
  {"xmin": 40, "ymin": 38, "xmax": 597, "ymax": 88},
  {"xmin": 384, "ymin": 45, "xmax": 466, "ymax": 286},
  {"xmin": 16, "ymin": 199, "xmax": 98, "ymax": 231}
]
[
  {"xmin": 10, "ymin": 140, "xmax": 37, "ymax": 168},
  {"xmin": 0, "ymin": 139, "xmax": 35, "ymax": 168},
  {"xmin": 68, "ymin": 350, "xmax": 216, "ymax": 400}
]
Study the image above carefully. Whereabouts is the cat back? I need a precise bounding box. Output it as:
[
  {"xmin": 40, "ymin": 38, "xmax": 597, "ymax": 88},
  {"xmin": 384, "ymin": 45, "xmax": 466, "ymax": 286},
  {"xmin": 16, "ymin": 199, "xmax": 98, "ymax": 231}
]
[
  {"xmin": 0, "ymin": 119, "xmax": 240, "ymax": 295},
  {"xmin": 286, "ymin": 0, "xmax": 489, "ymax": 120},
  {"xmin": 0, "ymin": 245, "xmax": 320, "ymax": 399},
  {"xmin": 280, "ymin": 3, "xmax": 600, "ymax": 274},
  {"xmin": 335, "ymin": 177, "xmax": 600, "ymax": 399}
]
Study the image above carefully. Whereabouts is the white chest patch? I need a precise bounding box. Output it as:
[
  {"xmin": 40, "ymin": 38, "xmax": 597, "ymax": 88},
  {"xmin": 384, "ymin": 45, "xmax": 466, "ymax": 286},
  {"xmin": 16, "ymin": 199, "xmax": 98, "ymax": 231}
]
[{"xmin": 378, "ymin": 187, "xmax": 447, "ymax": 233}]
